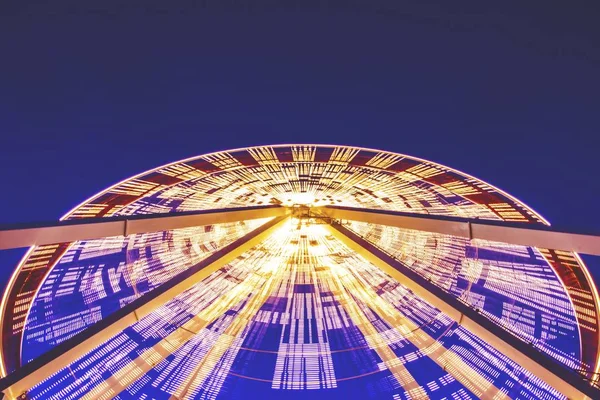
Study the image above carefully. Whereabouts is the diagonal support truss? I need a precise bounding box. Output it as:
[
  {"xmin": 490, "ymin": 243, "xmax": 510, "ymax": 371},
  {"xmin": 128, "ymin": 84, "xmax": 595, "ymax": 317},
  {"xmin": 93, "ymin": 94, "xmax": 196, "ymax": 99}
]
[
  {"xmin": 0, "ymin": 205, "xmax": 288, "ymax": 250},
  {"xmin": 317, "ymin": 205, "xmax": 600, "ymax": 256},
  {"xmin": 324, "ymin": 219, "xmax": 600, "ymax": 400},
  {"xmin": 0, "ymin": 215, "xmax": 289, "ymax": 399}
]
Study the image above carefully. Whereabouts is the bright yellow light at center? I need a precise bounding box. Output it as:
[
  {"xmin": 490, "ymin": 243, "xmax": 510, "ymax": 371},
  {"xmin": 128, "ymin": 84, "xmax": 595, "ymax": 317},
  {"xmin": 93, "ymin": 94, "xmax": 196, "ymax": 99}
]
[{"xmin": 282, "ymin": 192, "xmax": 315, "ymax": 206}]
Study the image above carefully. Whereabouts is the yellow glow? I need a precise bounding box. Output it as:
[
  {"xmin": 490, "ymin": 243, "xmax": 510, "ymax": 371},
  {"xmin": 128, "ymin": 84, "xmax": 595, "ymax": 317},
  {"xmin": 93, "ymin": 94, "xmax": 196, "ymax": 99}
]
[{"xmin": 281, "ymin": 192, "xmax": 316, "ymax": 206}]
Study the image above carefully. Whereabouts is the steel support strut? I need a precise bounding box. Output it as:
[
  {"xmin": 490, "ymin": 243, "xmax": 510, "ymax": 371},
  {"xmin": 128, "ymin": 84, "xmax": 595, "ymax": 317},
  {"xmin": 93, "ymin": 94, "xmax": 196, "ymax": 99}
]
[
  {"xmin": 0, "ymin": 215, "xmax": 289, "ymax": 399},
  {"xmin": 318, "ymin": 205, "xmax": 600, "ymax": 256},
  {"xmin": 324, "ymin": 220, "xmax": 600, "ymax": 400},
  {"xmin": 0, "ymin": 205, "xmax": 288, "ymax": 250},
  {"xmin": 2, "ymin": 205, "xmax": 599, "ymax": 255}
]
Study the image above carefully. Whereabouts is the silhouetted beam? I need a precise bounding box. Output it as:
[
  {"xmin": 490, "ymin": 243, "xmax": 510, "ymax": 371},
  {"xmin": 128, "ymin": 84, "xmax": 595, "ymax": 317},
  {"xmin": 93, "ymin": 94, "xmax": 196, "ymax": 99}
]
[
  {"xmin": 325, "ymin": 220, "xmax": 600, "ymax": 400},
  {"xmin": 0, "ymin": 205, "xmax": 288, "ymax": 250},
  {"xmin": 317, "ymin": 205, "xmax": 600, "ymax": 256},
  {"xmin": 0, "ymin": 215, "xmax": 289, "ymax": 399}
]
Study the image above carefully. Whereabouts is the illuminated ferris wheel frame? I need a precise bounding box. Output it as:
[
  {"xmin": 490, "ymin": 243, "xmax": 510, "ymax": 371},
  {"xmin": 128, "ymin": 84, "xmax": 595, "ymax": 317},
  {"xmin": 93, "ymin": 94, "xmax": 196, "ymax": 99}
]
[{"xmin": 0, "ymin": 144, "xmax": 599, "ymax": 400}]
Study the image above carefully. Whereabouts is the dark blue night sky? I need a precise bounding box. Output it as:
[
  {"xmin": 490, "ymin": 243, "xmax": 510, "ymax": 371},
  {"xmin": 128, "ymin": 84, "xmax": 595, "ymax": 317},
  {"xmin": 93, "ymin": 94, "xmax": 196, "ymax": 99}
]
[{"xmin": 1, "ymin": 1, "xmax": 599, "ymax": 287}]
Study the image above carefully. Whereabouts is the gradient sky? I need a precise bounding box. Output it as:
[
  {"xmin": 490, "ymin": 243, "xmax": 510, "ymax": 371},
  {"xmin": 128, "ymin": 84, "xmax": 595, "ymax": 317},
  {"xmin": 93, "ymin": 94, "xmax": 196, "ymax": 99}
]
[{"xmin": 1, "ymin": 1, "xmax": 599, "ymax": 286}]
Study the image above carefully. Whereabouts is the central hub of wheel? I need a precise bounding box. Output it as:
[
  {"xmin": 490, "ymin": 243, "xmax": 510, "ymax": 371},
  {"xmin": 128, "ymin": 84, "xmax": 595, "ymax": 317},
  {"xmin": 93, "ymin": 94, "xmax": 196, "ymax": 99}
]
[{"xmin": 290, "ymin": 204, "xmax": 312, "ymax": 219}]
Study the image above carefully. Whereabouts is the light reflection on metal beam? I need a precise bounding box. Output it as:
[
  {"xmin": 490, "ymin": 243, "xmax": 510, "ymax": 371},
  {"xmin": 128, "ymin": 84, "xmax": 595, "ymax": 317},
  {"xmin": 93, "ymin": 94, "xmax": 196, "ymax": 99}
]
[
  {"xmin": 0, "ymin": 215, "xmax": 289, "ymax": 399},
  {"xmin": 324, "ymin": 220, "xmax": 600, "ymax": 400},
  {"xmin": 0, "ymin": 205, "xmax": 288, "ymax": 250},
  {"xmin": 317, "ymin": 205, "xmax": 600, "ymax": 256},
  {"xmin": 2, "ymin": 204, "xmax": 599, "ymax": 256}
]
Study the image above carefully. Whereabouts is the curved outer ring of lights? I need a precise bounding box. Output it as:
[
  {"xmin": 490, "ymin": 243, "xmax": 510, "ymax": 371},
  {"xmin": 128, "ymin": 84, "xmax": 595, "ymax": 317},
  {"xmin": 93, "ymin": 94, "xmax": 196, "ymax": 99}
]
[{"xmin": 1, "ymin": 144, "xmax": 598, "ymax": 380}]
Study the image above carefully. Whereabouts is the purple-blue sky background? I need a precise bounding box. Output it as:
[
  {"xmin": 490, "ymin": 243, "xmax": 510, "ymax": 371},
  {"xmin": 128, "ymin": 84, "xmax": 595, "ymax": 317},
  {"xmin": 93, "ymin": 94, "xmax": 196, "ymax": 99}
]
[{"xmin": 1, "ymin": 1, "xmax": 599, "ymax": 288}]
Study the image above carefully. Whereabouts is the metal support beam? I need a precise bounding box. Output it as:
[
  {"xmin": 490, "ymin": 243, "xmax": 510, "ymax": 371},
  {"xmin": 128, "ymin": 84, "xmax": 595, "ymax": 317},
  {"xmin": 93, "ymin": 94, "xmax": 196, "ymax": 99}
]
[
  {"xmin": 0, "ymin": 205, "xmax": 288, "ymax": 250},
  {"xmin": 324, "ymin": 220, "xmax": 600, "ymax": 400},
  {"xmin": 0, "ymin": 215, "xmax": 289, "ymax": 399},
  {"xmin": 317, "ymin": 205, "xmax": 600, "ymax": 256}
]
